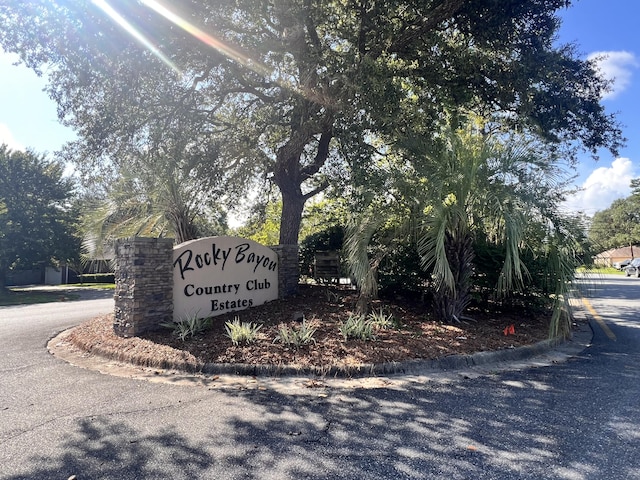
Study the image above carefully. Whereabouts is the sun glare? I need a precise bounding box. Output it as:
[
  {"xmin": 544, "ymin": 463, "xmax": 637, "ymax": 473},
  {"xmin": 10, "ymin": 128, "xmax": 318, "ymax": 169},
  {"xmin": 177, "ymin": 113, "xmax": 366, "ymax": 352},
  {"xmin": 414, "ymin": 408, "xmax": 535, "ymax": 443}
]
[
  {"xmin": 94, "ymin": 0, "xmax": 310, "ymax": 100},
  {"xmin": 92, "ymin": 0, "xmax": 180, "ymax": 74},
  {"xmin": 141, "ymin": 0, "xmax": 271, "ymax": 77}
]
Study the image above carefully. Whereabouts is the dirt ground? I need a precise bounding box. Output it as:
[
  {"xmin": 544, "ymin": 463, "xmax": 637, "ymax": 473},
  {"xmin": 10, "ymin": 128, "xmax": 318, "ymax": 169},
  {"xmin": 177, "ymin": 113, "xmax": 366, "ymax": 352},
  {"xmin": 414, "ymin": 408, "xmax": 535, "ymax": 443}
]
[{"xmin": 66, "ymin": 284, "xmax": 552, "ymax": 373}]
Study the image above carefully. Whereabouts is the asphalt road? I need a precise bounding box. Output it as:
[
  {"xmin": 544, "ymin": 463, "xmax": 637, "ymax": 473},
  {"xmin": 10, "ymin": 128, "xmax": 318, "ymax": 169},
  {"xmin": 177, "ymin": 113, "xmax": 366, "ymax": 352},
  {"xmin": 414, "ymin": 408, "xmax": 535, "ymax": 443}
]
[{"xmin": 0, "ymin": 278, "xmax": 639, "ymax": 480}]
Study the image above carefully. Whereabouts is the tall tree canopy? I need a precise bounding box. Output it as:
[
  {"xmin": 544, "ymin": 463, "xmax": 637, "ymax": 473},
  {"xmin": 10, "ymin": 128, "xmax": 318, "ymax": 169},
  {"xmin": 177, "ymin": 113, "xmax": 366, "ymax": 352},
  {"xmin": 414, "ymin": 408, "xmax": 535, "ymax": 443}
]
[
  {"xmin": 589, "ymin": 190, "xmax": 640, "ymax": 253},
  {"xmin": 0, "ymin": 0, "xmax": 623, "ymax": 244},
  {"xmin": 0, "ymin": 145, "xmax": 80, "ymax": 289}
]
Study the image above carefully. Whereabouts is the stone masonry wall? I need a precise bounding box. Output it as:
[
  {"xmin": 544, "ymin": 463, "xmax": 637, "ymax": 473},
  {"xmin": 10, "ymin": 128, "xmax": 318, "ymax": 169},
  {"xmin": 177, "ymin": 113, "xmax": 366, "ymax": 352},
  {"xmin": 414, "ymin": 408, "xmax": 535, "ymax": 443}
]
[
  {"xmin": 113, "ymin": 237, "xmax": 174, "ymax": 337},
  {"xmin": 270, "ymin": 244, "xmax": 299, "ymax": 298}
]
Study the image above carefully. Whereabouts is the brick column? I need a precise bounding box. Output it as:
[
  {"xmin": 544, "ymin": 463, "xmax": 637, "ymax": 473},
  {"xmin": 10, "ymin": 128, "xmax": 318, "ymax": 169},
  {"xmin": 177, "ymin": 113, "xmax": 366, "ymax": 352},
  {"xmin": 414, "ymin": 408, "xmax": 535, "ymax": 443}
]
[
  {"xmin": 270, "ymin": 244, "xmax": 299, "ymax": 298},
  {"xmin": 113, "ymin": 237, "xmax": 174, "ymax": 337}
]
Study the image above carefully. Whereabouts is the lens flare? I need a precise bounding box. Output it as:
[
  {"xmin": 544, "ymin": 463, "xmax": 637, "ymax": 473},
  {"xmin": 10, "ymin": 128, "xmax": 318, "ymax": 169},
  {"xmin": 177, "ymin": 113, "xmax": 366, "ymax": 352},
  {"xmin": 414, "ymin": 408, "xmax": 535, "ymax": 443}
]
[
  {"xmin": 140, "ymin": 0, "xmax": 272, "ymax": 78},
  {"xmin": 92, "ymin": 0, "xmax": 180, "ymax": 74}
]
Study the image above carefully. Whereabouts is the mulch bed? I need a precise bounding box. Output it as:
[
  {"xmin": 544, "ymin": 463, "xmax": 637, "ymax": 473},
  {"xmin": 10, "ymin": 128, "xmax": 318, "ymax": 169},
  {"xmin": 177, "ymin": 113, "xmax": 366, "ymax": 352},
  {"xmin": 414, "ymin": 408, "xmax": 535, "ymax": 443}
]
[{"xmin": 66, "ymin": 284, "xmax": 551, "ymax": 373}]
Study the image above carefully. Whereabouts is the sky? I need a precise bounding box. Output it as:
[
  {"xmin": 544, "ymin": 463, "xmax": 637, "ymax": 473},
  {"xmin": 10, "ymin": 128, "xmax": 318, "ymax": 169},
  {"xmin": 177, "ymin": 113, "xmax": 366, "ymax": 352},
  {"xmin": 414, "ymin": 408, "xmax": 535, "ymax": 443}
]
[{"xmin": 0, "ymin": 0, "xmax": 638, "ymax": 217}]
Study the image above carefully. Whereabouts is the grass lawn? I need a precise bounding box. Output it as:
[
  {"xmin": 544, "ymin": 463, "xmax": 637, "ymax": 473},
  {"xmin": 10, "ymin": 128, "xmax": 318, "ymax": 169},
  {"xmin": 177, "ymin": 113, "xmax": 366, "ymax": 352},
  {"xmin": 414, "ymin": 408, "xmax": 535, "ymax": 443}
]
[
  {"xmin": 576, "ymin": 266, "xmax": 626, "ymax": 275},
  {"xmin": 0, "ymin": 284, "xmax": 114, "ymax": 306},
  {"xmin": 66, "ymin": 283, "xmax": 115, "ymax": 290}
]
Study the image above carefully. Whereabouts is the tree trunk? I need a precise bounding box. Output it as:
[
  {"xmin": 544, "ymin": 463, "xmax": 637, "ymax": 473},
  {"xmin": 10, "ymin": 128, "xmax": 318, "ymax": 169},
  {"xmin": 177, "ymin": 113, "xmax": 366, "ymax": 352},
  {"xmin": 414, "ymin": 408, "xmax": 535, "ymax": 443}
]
[
  {"xmin": 433, "ymin": 231, "xmax": 474, "ymax": 323},
  {"xmin": 273, "ymin": 142, "xmax": 308, "ymax": 245},
  {"xmin": 278, "ymin": 188, "xmax": 306, "ymax": 245}
]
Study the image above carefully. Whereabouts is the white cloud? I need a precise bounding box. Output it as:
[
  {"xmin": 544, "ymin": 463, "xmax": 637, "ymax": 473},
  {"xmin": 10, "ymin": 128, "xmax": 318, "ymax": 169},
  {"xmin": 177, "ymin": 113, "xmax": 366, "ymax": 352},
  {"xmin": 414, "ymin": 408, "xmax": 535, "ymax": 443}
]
[
  {"xmin": 587, "ymin": 51, "xmax": 639, "ymax": 100},
  {"xmin": 0, "ymin": 123, "xmax": 25, "ymax": 151},
  {"xmin": 563, "ymin": 157, "xmax": 636, "ymax": 215}
]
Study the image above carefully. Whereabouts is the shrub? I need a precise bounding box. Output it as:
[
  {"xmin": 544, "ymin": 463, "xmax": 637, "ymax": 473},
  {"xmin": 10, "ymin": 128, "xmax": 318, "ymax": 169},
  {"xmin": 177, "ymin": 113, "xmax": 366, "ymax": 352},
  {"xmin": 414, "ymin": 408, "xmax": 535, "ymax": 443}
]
[
  {"xmin": 78, "ymin": 273, "xmax": 115, "ymax": 284},
  {"xmin": 274, "ymin": 320, "xmax": 317, "ymax": 348},
  {"xmin": 376, "ymin": 242, "xmax": 430, "ymax": 299},
  {"xmin": 368, "ymin": 307, "xmax": 397, "ymax": 329},
  {"xmin": 299, "ymin": 225, "xmax": 345, "ymax": 278},
  {"xmin": 224, "ymin": 317, "xmax": 263, "ymax": 345},
  {"xmin": 161, "ymin": 314, "xmax": 212, "ymax": 341},
  {"xmin": 339, "ymin": 313, "xmax": 375, "ymax": 341}
]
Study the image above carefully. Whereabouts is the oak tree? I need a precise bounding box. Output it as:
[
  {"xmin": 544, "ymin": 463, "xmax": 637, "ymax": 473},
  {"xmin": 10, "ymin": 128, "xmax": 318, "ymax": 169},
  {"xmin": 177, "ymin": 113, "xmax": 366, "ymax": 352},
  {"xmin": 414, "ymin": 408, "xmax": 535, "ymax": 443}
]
[
  {"xmin": 0, "ymin": 145, "xmax": 80, "ymax": 289},
  {"xmin": 0, "ymin": 0, "xmax": 623, "ymax": 247}
]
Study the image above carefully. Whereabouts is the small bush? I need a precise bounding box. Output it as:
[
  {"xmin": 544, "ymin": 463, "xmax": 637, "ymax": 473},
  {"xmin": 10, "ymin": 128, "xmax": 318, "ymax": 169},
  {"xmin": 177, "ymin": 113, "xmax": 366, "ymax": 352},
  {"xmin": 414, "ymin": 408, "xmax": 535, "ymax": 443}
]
[
  {"xmin": 78, "ymin": 273, "xmax": 115, "ymax": 284},
  {"xmin": 368, "ymin": 307, "xmax": 397, "ymax": 329},
  {"xmin": 161, "ymin": 314, "xmax": 212, "ymax": 341},
  {"xmin": 274, "ymin": 320, "xmax": 317, "ymax": 348},
  {"xmin": 224, "ymin": 317, "xmax": 263, "ymax": 345},
  {"xmin": 339, "ymin": 314, "xmax": 375, "ymax": 341}
]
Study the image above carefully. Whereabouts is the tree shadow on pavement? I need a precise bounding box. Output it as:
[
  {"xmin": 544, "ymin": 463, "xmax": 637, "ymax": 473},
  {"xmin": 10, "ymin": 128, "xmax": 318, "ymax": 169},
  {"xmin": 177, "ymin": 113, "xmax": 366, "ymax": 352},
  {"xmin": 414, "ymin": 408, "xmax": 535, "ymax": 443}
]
[
  {"xmin": 5, "ymin": 417, "xmax": 213, "ymax": 480},
  {"xmin": 7, "ymin": 324, "xmax": 640, "ymax": 479},
  {"xmin": 206, "ymin": 348, "xmax": 640, "ymax": 479}
]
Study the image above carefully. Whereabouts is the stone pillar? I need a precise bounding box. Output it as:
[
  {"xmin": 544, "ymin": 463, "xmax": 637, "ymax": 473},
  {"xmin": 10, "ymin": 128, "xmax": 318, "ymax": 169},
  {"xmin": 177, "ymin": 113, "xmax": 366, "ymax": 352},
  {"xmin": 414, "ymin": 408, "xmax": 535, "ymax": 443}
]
[
  {"xmin": 113, "ymin": 237, "xmax": 174, "ymax": 337},
  {"xmin": 270, "ymin": 244, "xmax": 299, "ymax": 298}
]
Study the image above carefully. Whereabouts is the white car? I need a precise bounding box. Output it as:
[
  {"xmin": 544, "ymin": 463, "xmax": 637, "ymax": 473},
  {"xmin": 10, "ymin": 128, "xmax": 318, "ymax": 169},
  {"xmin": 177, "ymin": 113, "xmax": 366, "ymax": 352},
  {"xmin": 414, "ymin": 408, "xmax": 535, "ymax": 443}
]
[
  {"xmin": 614, "ymin": 259, "xmax": 632, "ymax": 270},
  {"xmin": 624, "ymin": 258, "xmax": 640, "ymax": 277}
]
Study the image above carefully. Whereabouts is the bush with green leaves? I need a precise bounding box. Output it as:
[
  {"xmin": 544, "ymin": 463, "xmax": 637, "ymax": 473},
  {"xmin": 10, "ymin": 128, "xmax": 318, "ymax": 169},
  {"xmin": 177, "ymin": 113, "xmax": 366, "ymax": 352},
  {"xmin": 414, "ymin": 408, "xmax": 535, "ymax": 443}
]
[
  {"xmin": 368, "ymin": 308, "xmax": 397, "ymax": 329},
  {"xmin": 224, "ymin": 317, "xmax": 263, "ymax": 345},
  {"xmin": 274, "ymin": 320, "xmax": 317, "ymax": 348},
  {"xmin": 339, "ymin": 313, "xmax": 375, "ymax": 341},
  {"xmin": 161, "ymin": 314, "xmax": 212, "ymax": 341},
  {"xmin": 299, "ymin": 225, "xmax": 345, "ymax": 278}
]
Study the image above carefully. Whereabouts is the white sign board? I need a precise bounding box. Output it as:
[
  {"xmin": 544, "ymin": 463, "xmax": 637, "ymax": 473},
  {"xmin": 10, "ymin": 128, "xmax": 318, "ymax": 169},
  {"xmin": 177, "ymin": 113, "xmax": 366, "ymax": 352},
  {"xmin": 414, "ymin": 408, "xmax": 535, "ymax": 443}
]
[{"xmin": 173, "ymin": 236, "xmax": 278, "ymax": 321}]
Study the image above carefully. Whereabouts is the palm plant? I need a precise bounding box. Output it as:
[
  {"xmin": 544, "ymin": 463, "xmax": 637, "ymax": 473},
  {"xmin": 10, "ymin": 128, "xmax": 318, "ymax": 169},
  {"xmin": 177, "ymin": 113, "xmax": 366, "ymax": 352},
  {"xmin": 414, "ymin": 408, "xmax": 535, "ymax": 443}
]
[
  {"xmin": 413, "ymin": 125, "xmax": 523, "ymax": 322},
  {"xmin": 412, "ymin": 120, "xmax": 577, "ymax": 330},
  {"xmin": 344, "ymin": 116, "xmax": 581, "ymax": 335},
  {"xmin": 344, "ymin": 170, "xmax": 417, "ymax": 314},
  {"xmin": 81, "ymin": 150, "xmax": 227, "ymax": 260}
]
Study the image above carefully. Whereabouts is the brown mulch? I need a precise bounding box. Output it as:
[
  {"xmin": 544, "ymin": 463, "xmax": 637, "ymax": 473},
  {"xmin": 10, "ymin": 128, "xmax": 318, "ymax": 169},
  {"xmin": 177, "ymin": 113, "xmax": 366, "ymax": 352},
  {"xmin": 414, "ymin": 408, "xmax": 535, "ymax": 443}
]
[{"xmin": 66, "ymin": 284, "xmax": 551, "ymax": 373}]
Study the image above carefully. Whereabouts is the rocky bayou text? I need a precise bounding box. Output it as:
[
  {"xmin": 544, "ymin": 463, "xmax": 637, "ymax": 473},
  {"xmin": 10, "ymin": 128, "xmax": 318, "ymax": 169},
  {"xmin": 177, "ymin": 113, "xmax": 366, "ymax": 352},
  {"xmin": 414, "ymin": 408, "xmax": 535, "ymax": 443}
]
[{"xmin": 172, "ymin": 237, "xmax": 279, "ymax": 321}]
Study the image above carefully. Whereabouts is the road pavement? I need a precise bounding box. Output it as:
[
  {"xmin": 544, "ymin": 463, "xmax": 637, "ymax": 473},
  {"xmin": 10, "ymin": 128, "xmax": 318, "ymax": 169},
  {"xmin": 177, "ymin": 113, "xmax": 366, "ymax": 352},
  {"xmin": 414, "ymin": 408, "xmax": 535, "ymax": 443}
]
[{"xmin": 1, "ymin": 278, "xmax": 639, "ymax": 479}]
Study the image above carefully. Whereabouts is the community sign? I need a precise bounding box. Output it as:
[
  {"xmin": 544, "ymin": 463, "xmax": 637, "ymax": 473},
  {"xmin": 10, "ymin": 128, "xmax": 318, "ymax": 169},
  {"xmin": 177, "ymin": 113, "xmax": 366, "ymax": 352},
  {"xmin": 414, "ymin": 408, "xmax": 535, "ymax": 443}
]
[{"xmin": 173, "ymin": 236, "xmax": 279, "ymax": 321}]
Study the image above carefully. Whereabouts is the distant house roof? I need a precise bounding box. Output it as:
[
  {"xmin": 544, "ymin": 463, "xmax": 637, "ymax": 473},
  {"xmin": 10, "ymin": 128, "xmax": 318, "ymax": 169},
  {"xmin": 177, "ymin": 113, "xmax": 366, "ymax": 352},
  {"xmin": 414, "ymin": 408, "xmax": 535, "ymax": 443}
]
[{"xmin": 595, "ymin": 245, "xmax": 640, "ymax": 260}]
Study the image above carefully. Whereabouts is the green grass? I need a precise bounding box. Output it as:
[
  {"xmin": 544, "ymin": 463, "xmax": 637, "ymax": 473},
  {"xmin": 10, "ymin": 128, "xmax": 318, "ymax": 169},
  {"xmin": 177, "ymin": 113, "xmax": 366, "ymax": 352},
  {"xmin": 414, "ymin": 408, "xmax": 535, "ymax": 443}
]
[
  {"xmin": 0, "ymin": 284, "xmax": 114, "ymax": 306},
  {"xmin": 576, "ymin": 266, "xmax": 625, "ymax": 275},
  {"xmin": 0, "ymin": 289, "xmax": 79, "ymax": 306},
  {"xmin": 66, "ymin": 283, "xmax": 116, "ymax": 289}
]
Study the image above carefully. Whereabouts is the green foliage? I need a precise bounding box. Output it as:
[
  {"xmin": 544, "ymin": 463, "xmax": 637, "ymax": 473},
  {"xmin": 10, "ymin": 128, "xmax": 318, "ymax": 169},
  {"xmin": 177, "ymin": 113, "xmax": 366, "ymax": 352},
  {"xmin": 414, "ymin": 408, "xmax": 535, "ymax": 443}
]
[
  {"xmin": 78, "ymin": 273, "xmax": 115, "ymax": 284},
  {"xmin": 274, "ymin": 320, "xmax": 317, "ymax": 348},
  {"xmin": 344, "ymin": 116, "xmax": 585, "ymax": 336},
  {"xmin": 299, "ymin": 225, "xmax": 345, "ymax": 278},
  {"xmin": 236, "ymin": 200, "xmax": 281, "ymax": 246},
  {"xmin": 377, "ymin": 242, "xmax": 430, "ymax": 298},
  {"xmin": 339, "ymin": 314, "xmax": 375, "ymax": 341},
  {"xmin": 0, "ymin": 145, "xmax": 81, "ymax": 289},
  {"xmin": 367, "ymin": 308, "xmax": 398, "ymax": 329},
  {"xmin": 224, "ymin": 317, "xmax": 263, "ymax": 345},
  {"xmin": 162, "ymin": 315, "xmax": 212, "ymax": 341},
  {"xmin": 80, "ymin": 154, "xmax": 229, "ymax": 254},
  {"xmin": 0, "ymin": 0, "xmax": 623, "ymax": 247},
  {"xmin": 588, "ymin": 194, "xmax": 640, "ymax": 252},
  {"xmin": 300, "ymin": 198, "xmax": 350, "ymax": 241}
]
